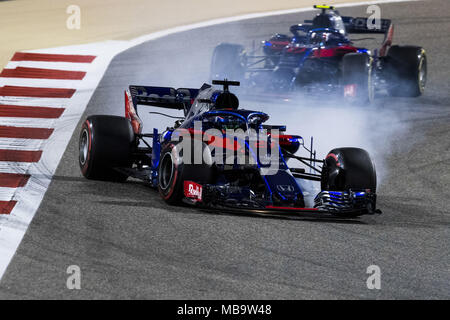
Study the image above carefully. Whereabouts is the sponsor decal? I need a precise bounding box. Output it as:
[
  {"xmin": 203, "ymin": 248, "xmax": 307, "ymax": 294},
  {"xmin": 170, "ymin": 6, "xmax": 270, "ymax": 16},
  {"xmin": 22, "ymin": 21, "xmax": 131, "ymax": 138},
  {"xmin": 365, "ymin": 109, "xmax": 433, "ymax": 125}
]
[
  {"xmin": 184, "ymin": 181, "xmax": 203, "ymax": 201},
  {"xmin": 276, "ymin": 185, "xmax": 295, "ymax": 192}
]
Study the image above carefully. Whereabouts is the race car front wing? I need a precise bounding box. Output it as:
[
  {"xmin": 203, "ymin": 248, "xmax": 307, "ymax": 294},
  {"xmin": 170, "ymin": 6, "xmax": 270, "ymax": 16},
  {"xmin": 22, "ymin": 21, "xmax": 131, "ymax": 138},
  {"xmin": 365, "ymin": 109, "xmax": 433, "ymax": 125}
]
[{"xmin": 183, "ymin": 181, "xmax": 380, "ymax": 217}]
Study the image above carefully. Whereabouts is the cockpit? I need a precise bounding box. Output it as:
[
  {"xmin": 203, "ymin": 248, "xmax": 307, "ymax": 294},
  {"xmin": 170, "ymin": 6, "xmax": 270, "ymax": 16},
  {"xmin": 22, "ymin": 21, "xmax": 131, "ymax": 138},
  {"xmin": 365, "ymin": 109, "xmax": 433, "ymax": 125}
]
[
  {"xmin": 183, "ymin": 80, "xmax": 269, "ymax": 133},
  {"xmin": 289, "ymin": 5, "xmax": 347, "ymax": 44}
]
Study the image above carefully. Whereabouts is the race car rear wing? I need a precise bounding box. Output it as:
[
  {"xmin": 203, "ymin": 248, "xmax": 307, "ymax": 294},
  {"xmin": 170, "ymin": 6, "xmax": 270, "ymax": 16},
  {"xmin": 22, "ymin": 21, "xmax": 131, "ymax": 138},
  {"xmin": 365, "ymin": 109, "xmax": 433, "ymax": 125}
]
[
  {"xmin": 128, "ymin": 85, "xmax": 200, "ymax": 113},
  {"xmin": 342, "ymin": 16, "xmax": 391, "ymax": 34}
]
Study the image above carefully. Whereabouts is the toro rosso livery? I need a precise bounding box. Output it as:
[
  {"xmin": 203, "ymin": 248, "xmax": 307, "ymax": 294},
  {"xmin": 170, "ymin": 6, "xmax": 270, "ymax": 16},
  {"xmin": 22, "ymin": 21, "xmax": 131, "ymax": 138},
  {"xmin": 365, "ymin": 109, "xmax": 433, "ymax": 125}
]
[
  {"xmin": 210, "ymin": 5, "xmax": 427, "ymax": 101},
  {"xmin": 79, "ymin": 80, "xmax": 380, "ymax": 217}
]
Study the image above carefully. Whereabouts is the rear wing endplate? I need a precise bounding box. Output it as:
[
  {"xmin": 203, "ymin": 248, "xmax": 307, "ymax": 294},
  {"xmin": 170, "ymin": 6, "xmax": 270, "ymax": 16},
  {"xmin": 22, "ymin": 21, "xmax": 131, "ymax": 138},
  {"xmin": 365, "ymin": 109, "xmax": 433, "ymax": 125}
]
[{"xmin": 129, "ymin": 85, "xmax": 200, "ymax": 114}]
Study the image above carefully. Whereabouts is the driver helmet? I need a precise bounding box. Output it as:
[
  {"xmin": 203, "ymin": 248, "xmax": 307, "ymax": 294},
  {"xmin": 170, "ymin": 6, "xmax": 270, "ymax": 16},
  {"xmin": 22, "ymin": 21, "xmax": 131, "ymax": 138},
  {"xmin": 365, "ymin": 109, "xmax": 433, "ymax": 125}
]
[
  {"xmin": 213, "ymin": 92, "xmax": 239, "ymax": 110},
  {"xmin": 312, "ymin": 13, "xmax": 333, "ymax": 29}
]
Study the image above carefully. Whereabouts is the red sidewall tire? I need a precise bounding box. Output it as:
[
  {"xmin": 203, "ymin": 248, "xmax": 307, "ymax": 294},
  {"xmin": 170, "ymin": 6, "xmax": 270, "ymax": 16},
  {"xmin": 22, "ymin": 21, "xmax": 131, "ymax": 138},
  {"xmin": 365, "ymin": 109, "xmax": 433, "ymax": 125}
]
[
  {"xmin": 158, "ymin": 143, "xmax": 184, "ymax": 204},
  {"xmin": 80, "ymin": 120, "xmax": 93, "ymax": 177},
  {"xmin": 79, "ymin": 115, "xmax": 134, "ymax": 182}
]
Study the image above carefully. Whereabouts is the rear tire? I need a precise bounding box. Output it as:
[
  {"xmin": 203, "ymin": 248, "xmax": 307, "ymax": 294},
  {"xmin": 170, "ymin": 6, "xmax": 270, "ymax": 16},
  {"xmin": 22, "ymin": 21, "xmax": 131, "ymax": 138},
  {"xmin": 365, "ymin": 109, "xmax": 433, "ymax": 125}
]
[
  {"xmin": 386, "ymin": 45, "xmax": 427, "ymax": 97},
  {"xmin": 79, "ymin": 115, "xmax": 134, "ymax": 182},
  {"xmin": 210, "ymin": 43, "xmax": 246, "ymax": 82},
  {"xmin": 342, "ymin": 53, "xmax": 374, "ymax": 104}
]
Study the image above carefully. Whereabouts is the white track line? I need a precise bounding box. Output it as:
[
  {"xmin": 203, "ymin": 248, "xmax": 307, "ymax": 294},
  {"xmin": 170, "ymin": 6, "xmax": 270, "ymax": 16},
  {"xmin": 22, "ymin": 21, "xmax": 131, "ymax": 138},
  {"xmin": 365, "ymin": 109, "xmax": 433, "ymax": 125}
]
[
  {"xmin": 4, "ymin": 61, "xmax": 93, "ymax": 72},
  {"xmin": 0, "ymin": 78, "xmax": 85, "ymax": 89},
  {"xmin": 0, "ymin": 161, "xmax": 71, "ymax": 177},
  {"xmin": 0, "ymin": 99, "xmax": 69, "ymax": 108},
  {"xmin": 0, "ymin": 162, "xmax": 32, "ymax": 174},
  {"xmin": 0, "ymin": 118, "xmax": 56, "ymax": 128},
  {"xmin": 0, "ymin": 138, "xmax": 47, "ymax": 151},
  {"xmin": 0, "ymin": 0, "xmax": 417, "ymax": 279},
  {"xmin": 0, "ymin": 96, "xmax": 74, "ymax": 104},
  {"xmin": 0, "ymin": 188, "xmax": 20, "ymax": 201}
]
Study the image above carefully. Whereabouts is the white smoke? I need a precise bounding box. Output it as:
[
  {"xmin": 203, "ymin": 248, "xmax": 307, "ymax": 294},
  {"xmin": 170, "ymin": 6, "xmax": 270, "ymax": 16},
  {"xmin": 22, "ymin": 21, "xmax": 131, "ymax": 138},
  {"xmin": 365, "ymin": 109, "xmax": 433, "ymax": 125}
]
[{"xmin": 244, "ymin": 95, "xmax": 412, "ymax": 185}]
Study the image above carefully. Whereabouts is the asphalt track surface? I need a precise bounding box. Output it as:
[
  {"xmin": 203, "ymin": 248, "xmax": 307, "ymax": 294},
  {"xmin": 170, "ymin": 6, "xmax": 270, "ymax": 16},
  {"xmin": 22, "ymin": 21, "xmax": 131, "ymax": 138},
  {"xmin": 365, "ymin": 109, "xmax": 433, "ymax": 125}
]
[{"xmin": 0, "ymin": 0, "xmax": 449, "ymax": 299}]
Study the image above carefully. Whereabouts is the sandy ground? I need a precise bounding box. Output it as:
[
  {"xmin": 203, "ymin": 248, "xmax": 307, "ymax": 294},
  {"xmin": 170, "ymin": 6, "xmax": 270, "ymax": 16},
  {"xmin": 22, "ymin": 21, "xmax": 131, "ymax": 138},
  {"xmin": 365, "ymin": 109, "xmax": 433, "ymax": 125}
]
[{"xmin": 0, "ymin": 0, "xmax": 369, "ymax": 68}]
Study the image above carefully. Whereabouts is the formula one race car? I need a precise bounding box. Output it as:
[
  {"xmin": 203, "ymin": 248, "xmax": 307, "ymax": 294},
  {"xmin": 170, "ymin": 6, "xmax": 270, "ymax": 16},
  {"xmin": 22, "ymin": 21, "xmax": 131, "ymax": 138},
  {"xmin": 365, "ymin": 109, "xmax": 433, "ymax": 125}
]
[
  {"xmin": 79, "ymin": 80, "xmax": 380, "ymax": 217},
  {"xmin": 210, "ymin": 5, "xmax": 427, "ymax": 102}
]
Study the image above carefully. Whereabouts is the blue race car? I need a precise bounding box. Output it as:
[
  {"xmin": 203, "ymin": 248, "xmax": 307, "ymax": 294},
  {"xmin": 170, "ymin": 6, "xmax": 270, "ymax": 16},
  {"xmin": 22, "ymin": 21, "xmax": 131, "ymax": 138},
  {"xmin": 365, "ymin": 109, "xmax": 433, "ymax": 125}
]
[
  {"xmin": 210, "ymin": 5, "xmax": 427, "ymax": 102},
  {"xmin": 79, "ymin": 80, "xmax": 379, "ymax": 217}
]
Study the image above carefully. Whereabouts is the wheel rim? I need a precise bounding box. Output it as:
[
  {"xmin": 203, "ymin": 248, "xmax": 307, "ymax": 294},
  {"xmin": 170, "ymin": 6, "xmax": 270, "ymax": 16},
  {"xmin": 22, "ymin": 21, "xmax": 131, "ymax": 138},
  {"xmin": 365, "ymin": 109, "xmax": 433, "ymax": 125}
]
[
  {"xmin": 368, "ymin": 66, "xmax": 375, "ymax": 102},
  {"xmin": 159, "ymin": 152, "xmax": 174, "ymax": 190},
  {"xmin": 79, "ymin": 129, "xmax": 89, "ymax": 166},
  {"xmin": 418, "ymin": 56, "xmax": 427, "ymax": 93}
]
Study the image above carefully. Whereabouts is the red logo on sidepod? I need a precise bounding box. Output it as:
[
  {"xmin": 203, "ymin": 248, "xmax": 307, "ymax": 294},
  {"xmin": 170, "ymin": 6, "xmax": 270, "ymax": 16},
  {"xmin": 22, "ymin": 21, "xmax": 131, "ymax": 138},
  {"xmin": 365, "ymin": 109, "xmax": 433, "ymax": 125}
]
[{"xmin": 184, "ymin": 181, "xmax": 203, "ymax": 201}]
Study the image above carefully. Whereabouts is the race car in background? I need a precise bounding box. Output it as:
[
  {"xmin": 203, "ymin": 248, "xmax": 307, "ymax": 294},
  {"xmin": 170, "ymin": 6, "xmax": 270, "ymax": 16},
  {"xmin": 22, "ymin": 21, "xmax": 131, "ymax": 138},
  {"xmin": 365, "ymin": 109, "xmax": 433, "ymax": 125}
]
[
  {"xmin": 210, "ymin": 5, "xmax": 427, "ymax": 102},
  {"xmin": 78, "ymin": 79, "xmax": 380, "ymax": 218}
]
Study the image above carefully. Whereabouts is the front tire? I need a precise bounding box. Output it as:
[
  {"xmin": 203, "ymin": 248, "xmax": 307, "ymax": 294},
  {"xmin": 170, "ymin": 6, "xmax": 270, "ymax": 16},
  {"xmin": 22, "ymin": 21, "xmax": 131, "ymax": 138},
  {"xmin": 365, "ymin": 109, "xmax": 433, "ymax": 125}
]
[
  {"xmin": 321, "ymin": 147, "xmax": 377, "ymax": 193},
  {"xmin": 158, "ymin": 141, "xmax": 214, "ymax": 205},
  {"xmin": 158, "ymin": 143, "xmax": 184, "ymax": 204},
  {"xmin": 342, "ymin": 53, "xmax": 374, "ymax": 104},
  {"xmin": 321, "ymin": 147, "xmax": 377, "ymax": 216}
]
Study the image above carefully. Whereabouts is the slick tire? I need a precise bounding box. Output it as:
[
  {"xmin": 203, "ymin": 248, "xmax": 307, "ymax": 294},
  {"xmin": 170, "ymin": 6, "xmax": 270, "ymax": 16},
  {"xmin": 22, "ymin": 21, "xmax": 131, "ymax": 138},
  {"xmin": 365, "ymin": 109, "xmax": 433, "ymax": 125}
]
[
  {"xmin": 342, "ymin": 53, "xmax": 374, "ymax": 104},
  {"xmin": 386, "ymin": 45, "xmax": 427, "ymax": 97},
  {"xmin": 158, "ymin": 141, "xmax": 214, "ymax": 205},
  {"xmin": 321, "ymin": 147, "xmax": 377, "ymax": 217},
  {"xmin": 321, "ymin": 147, "xmax": 377, "ymax": 193},
  {"xmin": 79, "ymin": 115, "xmax": 134, "ymax": 182}
]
